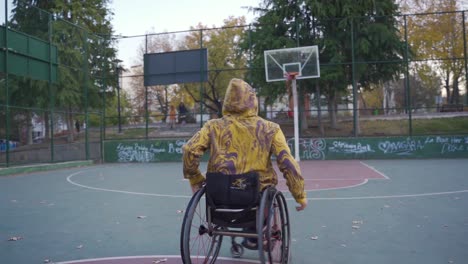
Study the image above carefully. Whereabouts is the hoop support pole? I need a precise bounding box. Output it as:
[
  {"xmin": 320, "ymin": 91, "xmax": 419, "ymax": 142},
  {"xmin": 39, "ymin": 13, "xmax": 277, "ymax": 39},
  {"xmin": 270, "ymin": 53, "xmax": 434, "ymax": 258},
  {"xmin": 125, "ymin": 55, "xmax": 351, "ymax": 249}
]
[{"xmin": 292, "ymin": 77, "xmax": 300, "ymax": 162}]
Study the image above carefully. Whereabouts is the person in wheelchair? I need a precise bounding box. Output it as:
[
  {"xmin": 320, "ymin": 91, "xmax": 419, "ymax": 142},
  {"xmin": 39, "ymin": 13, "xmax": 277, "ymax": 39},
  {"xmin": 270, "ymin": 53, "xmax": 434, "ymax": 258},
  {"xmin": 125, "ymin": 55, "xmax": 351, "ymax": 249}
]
[{"xmin": 182, "ymin": 78, "xmax": 307, "ymax": 250}]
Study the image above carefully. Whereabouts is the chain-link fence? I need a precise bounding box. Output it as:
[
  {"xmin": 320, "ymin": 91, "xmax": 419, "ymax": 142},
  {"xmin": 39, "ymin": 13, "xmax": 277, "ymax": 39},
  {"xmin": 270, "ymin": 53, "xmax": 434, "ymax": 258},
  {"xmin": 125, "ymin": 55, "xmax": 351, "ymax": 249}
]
[
  {"xmin": 2, "ymin": 2, "xmax": 468, "ymax": 167},
  {"xmin": 1, "ymin": 2, "xmax": 109, "ymax": 167},
  {"xmin": 113, "ymin": 11, "xmax": 468, "ymax": 141}
]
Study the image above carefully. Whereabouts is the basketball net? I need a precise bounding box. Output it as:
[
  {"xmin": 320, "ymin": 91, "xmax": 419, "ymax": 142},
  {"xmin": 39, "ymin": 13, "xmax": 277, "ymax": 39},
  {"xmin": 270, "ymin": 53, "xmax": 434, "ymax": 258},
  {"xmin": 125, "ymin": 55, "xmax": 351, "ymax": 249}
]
[{"xmin": 285, "ymin": 71, "xmax": 300, "ymax": 81}]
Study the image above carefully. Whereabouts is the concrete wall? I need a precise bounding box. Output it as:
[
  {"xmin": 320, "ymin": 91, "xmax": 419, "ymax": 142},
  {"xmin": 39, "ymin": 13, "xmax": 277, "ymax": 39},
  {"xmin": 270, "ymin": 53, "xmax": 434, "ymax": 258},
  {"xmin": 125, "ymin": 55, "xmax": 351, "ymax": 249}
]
[{"xmin": 103, "ymin": 135, "xmax": 468, "ymax": 162}]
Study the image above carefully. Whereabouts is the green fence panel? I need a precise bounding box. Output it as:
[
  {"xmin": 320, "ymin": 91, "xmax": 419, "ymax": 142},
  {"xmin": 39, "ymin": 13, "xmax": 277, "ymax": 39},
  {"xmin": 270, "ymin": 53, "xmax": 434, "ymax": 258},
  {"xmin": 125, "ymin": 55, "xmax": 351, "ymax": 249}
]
[
  {"xmin": 104, "ymin": 139, "xmax": 191, "ymax": 162},
  {"xmin": 103, "ymin": 135, "xmax": 468, "ymax": 163},
  {"xmin": 291, "ymin": 135, "xmax": 468, "ymax": 160},
  {"xmin": 0, "ymin": 26, "xmax": 58, "ymax": 82}
]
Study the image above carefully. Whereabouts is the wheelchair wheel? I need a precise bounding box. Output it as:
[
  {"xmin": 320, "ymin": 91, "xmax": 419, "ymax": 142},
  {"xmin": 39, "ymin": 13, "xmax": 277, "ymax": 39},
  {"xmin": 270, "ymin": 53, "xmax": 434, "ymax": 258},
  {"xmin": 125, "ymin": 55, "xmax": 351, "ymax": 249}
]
[
  {"xmin": 180, "ymin": 187, "xmax": 223, "ymax": 264},
  {"xmin": 258, "ymin": 188, "xmax": 291, "ymax": 264},
  {"xmin": 230, "ymin": 241, "xmax": 244, "ymax": 258}
]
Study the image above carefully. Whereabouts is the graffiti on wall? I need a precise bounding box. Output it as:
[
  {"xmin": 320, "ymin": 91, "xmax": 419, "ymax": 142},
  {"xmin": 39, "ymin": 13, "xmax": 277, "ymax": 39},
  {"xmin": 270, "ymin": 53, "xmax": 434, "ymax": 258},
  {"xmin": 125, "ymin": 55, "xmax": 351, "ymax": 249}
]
[
  {"xmin": 115, "ymin": 140, "xmax": 187, "ymax": 162},
  {"xmin": 106, "ymin": 135, "xmax": 468, "ymax": 162},
  {"xmin": 288, "ymin": 135, "xmax": 468, "ymax": 160}
]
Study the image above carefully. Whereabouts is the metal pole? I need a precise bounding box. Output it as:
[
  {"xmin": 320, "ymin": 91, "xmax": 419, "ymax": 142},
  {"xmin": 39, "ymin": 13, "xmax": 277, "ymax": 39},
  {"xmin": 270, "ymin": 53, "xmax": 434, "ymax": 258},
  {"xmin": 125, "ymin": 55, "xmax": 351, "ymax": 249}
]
[
  {"xmin": 83, "ymin": 31, "xmax": 90, "ymax": 160},
  {"xmin": 404, "ymin": 15, "xmax": 412, "ymax": 136},
  {"xmin": 102, "ymin": 41, "xmax": 107, "ymax": 141},
  {"xmin": 48, "ymin": 12, "xmax": 55, "ymax": 162},
  {"xmin": 100, "ymin": 38, "xmax": 106, "ymax": 161},
  {"xmin": 248, "ymin": 24, "xmax": 252, "ymax": 83},
  {"xmin": 462, "ymin": 11, "xmax": 468, "ymax": 105},
  {"xmin": 4, "ymin": 0, "xmax": 10, "ymax": 166},
  {"xmin": 145, "ymin": 34, "xmax": 149, "ymax": 138},
  {"xmin": 199, "ymin": 29, "xmax": 204, "ymax": 127},
  {"xmin": 292, "ymin": 77, "xmax": 300, "ymax": 162},
  {"xmin": 351, "ymin": 19, "xmax": 358, "ymax": 137},
  {"xmin": 117, "ymin": 64, "xmax": 122, "ymax": 133}
]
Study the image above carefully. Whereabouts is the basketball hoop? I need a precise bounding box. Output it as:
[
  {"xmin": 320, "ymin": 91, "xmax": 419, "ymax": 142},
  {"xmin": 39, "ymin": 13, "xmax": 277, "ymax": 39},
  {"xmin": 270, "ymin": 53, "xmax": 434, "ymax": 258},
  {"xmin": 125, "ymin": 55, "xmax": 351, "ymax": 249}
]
[
  {"xmin": 264, "ymin": 46, "xmax": 320, "ymax": 162},
  {"xmin": 284, "ymin": 72, "xmax": 300, "ymax": 81}
]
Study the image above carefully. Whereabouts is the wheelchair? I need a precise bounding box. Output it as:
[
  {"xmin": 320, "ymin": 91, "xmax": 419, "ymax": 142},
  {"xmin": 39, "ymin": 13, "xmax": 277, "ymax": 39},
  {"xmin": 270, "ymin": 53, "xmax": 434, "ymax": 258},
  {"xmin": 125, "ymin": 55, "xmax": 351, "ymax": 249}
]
[{"xmin": 180, "ymin": 172, "xmax": 291, "ymax": 264}]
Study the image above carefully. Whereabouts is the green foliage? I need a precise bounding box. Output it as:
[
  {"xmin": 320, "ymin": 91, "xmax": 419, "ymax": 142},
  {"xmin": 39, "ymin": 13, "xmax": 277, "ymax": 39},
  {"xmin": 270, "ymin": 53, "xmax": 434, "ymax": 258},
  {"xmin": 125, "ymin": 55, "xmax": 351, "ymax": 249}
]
[
  {"xmin": 10, "ymin": 0, "xmax": 117, "ymax": 112},
  {"xmin": 245, "ymin": 0, "xmax": 406, "ymax": 100},
  {"xmin": 404, "ymin": 0, "xmax": 465, "ymax": 105},
  {"xmin": 181, "ymin": 17, "xmax": 249, "ymax": 115}
]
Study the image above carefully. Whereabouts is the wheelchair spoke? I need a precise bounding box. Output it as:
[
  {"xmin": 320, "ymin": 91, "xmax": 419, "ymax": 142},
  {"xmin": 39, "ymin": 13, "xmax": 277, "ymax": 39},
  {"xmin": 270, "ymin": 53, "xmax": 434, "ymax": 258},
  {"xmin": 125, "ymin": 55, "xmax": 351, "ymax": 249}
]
[
  {"xmin": 258, "ymin": 189, "xmax": 291, "ymax": 264},
  {"xmin": 181, "ymin": 187, "xmax": 223, "ymax": 264}
]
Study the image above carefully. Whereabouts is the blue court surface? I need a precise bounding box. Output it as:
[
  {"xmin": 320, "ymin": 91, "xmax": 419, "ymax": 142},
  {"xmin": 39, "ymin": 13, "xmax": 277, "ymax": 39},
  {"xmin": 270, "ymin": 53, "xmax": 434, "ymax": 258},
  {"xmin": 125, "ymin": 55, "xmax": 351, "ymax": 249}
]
[{"xmin": 1, "ymin": 159, "xmax": 468, "ymax": 264}]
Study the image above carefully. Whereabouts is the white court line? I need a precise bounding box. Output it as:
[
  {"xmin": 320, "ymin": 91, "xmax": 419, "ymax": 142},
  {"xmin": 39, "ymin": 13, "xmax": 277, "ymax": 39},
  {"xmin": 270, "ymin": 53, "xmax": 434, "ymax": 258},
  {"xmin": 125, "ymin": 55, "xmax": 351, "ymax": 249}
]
[
  {"xmin": 303, "ymin": 189, "xmax": 468, "ymax": 201},
  {"xmin": 304, "ymin": 179, "xmax": 369, "ymax": 192},
  {"xmin": 67, "ymin": 171, "xmax": 468, "ymax": 201},
  {"xmin": 67, "ymin": 171, "xmax": 192, "ymax": 199},
  {"xmin": 57, "ymin": 255, "xmax": 260, "ymax": 264},
  {"xmin": 359, "ymin": 161, "xmax": 390, "ymax": 179}
]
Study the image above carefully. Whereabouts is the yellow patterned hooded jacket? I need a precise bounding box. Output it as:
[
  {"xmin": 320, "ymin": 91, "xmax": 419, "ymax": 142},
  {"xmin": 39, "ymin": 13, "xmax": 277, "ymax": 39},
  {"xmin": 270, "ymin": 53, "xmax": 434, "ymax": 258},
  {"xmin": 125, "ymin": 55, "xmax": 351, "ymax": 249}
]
[{"xmin": 182, "ymin": 78, "xmax": 306, "ymax": 204}]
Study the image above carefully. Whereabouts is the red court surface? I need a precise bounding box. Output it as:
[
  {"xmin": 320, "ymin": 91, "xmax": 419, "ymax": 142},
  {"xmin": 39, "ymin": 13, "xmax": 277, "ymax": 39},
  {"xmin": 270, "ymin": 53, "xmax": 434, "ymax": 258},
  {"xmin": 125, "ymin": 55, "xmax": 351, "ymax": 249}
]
[{"xmin": 275, "ymin": 160, "xmax": 387, "ymax": 191}]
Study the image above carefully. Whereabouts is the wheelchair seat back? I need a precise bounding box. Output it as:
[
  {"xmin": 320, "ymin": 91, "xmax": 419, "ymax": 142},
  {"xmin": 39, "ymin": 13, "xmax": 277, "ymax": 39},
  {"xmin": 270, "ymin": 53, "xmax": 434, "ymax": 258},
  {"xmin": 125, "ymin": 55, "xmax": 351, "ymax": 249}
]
[{"xmin": 206, "ymin": 172, "xmax": 260, "ymax": 227}]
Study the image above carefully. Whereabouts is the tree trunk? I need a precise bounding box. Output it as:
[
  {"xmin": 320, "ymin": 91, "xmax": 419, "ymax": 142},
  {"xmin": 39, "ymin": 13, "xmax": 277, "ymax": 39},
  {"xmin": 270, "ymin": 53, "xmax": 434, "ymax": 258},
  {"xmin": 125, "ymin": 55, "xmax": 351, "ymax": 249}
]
[
  {"xmin": 44, "ymin": 112, "xmax": 50, "ymax": 140},
  {"xmin": 68, "ymin": 106, "xmax": 74, "ymax": 142},
  {"xmin": 300, "ymin": 88, "xmax": 308, "ymax": 132},
  {"xmin": 316, "ymin": 84, "xmax": 324, "ymax": 136},
  {"xmin": 452, "ymin": 74, "xmax": 460, "ymax": 104},
  {"xmin": 444, "ymin": 72, "xmax": 451, "ymax": 104},
  {"xmin": 328, "ymin": 92, "xmax": 337, "ymax": 129},
  {"xmin": 26, "ymin": 112, "xmax": 33, "ymax": 145}
]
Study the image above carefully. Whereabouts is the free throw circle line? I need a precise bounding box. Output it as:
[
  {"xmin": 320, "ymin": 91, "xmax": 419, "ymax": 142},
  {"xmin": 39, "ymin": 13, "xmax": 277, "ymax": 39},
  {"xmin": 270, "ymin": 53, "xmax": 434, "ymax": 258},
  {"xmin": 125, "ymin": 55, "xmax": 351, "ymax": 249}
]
[
  {"xmin": 67, "ymin": 171, "xmax": 468, "ymax": 201},
  {"xmin": 67, "ymin": 171, "xmax": 192, "ymax": 199}
]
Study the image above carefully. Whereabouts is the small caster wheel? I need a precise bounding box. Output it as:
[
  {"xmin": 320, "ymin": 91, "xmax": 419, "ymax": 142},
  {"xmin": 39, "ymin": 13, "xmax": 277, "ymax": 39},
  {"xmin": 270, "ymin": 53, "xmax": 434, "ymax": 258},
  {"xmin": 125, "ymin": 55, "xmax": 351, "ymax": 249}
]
[{"xmin": 231, "ymin": 243, "xmax": 244, "ymax": 258}]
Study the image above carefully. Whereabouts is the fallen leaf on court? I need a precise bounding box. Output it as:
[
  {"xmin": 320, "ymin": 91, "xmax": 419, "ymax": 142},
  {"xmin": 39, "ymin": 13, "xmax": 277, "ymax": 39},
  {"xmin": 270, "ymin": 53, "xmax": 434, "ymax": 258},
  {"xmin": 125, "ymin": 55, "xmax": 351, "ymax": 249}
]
[
  {"xmin": 352, "ymin": 220, "xmax": 363, "ymax": 225},
  {"xmin": 137, "ymin": 215, "xmax": 147, "ymax": 219},
  {"xmin": 341, "ymin": 244, "xmax": 347, "ymax": 247},
  {"xmin": 43, "ymin": 259, "xmax": 51, "ymax": 263},
  {"xmin": 352, "ymin": 225, "xmax": 360, "ymax": 229},
  {"xmin": 310, "ymin": 236, "xmax": 318, "ymax": 240},
  {"xmin": 76, "ymin": 244, "xmax": 83, "ymax": 249},
  {"xmin": 177, "ymin": 210, "xmax": 184, "ymax": 214},
  {"xmin": 8, "ymin": 236, "xmax": 23, "ymax": 241},
  {"xmin": 153, "ymin": 258, "xmax": 167, "ymax": 263}
]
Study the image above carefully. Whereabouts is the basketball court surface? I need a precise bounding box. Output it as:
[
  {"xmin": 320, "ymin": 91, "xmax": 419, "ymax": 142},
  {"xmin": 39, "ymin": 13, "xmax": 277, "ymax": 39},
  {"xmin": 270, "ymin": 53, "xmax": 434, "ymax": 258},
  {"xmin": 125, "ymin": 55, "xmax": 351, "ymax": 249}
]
[{"xmin": 1, "ymin": 159, "xmax": 468, "ymax": 263}]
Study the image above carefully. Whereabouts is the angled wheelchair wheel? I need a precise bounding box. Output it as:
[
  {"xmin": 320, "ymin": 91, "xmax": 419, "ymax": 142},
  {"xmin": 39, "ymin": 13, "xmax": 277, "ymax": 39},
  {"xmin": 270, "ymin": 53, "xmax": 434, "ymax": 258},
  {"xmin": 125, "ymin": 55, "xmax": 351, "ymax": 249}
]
[
  {"xmin": 258, "ymin": 188, "xmax": 291, "ymax": 264},
  {"xmin": 180, "ymin": 187, "xmax": 223, "ymax": 264}
]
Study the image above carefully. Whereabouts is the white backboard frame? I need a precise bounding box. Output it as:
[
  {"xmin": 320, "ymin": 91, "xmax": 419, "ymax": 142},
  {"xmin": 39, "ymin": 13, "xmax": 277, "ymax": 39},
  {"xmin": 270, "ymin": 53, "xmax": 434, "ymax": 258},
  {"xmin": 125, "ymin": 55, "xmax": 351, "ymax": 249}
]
[{"xmin": 264, "ymin": 46, "xmax": 320, "ymax": 82}]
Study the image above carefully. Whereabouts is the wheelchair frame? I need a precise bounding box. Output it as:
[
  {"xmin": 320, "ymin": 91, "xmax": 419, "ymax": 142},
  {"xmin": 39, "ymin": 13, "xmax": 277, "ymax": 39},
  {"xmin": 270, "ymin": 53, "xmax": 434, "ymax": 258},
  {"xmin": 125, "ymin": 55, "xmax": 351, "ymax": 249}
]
[{"xmin": 180, "ymin": 185, "xmax": 291, "ymax": 264}]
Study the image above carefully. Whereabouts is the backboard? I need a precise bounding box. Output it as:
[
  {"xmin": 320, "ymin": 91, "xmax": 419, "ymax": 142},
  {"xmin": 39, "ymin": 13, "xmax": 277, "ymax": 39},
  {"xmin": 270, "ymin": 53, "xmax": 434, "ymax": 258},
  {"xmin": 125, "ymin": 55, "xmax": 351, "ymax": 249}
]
[
  {"xmin": 264, "ymin": 46, "xmax": 320, "ymax": 82},
  {"xmin": 144, "ymin": 48, "xmax": 208, "ymax": 86}
]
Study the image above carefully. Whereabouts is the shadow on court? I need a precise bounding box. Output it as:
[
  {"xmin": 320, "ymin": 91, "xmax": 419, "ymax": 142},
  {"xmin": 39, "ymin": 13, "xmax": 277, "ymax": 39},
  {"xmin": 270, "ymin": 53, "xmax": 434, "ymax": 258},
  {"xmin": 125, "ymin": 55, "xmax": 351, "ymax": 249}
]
[{"xmin": 1, "ymin": 159, "xmax": 468, "ymax": 264}]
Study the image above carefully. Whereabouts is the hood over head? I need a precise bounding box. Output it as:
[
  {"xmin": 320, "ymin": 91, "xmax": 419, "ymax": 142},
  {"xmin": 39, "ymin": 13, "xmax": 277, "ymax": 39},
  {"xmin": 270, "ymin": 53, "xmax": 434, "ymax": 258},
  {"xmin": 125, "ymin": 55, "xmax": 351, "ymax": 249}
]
[{"xmin": 222, "ymin": 78, "xmax": 258, "ymax": 117}]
